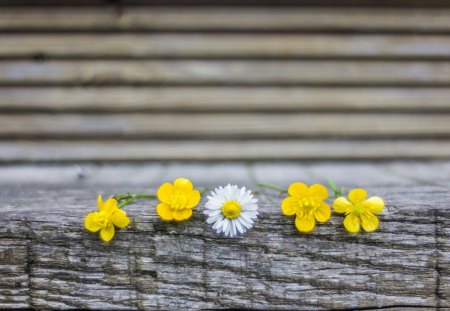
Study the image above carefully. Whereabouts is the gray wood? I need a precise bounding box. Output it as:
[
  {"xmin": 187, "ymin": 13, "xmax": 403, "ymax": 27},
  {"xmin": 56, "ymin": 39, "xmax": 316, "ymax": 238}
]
[
  {"xmin": 1, "ymin": 8, "xmax": 450, "ymax": 32},
  {"xmin": 2, "ymin": 140, "xmax": 450, "ymax": 162},
  {"xmin": 1, "ymin": 87, "xmax": 450, "ymax": 112},
  {"xmin": 0, "ymin": 113, "xmax": 449, "ymax": 139},
  {"xmin": 2, "ymin": 60, "xmax": 450, "ymax": 86},
  {"xmin": 0, "ymin": 162, "xmax": 449, "ymax": 309},
  {"xmin": 1, "ymin": 34, "xmax": 449, "ymax": 59}
]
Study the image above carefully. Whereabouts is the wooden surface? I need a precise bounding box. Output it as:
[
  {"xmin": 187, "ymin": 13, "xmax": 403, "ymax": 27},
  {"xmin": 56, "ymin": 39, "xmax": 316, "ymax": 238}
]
[
  {"xmin": 0, "ymin": 7, "xmax": 449, "ymax": 161},
  {"xmin": 1, "ymin": 5, "xmax": 450, "ymax": 310},
  {"xmin": 1, "ymin": 162, "xmax": 449, "ymax": 309}
]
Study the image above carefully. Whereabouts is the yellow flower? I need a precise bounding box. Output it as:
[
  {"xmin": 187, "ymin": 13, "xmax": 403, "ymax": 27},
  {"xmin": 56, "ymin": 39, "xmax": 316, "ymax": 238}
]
[
  {"xmin": 281, "ymin": 182, "xmax": 331, "ymax": 233},
  {"xmin": 156, "ymin": 178, "xmax": 201, "ymax": 222},
  {"xmin": 333, "ymin": 188, "xmax": 384, "ymax": 233},
  {"xmin": 84, "ymin": 195, "xmax": 130, "ymax": 242}
]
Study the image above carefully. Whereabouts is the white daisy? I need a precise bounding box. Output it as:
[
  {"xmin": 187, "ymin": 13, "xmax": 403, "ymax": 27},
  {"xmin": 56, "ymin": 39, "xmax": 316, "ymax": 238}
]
[{"xmin": 204, "ymin": 184, "xmax": 258, "ymax": 237}]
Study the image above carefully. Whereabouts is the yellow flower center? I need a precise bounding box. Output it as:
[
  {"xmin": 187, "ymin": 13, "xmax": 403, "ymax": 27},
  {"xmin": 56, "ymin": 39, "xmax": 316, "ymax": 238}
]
[
  {"xmin": 352, "ymin": 203, "xmax": 366, "ymax": 216},
  {"xmin": 222, "ymin": 201, "xmax": 241, "ymax": 219},
  {"xmin": 299, "ymin": 197, "xmax": 318, "ymax": 215},
  {"xmin": 170, "ymin": 191, "xmax": 189, "ymax": 210},
  {"xmin": 96, "ymin": 213, "xmax": 111, "ymax": 229}
]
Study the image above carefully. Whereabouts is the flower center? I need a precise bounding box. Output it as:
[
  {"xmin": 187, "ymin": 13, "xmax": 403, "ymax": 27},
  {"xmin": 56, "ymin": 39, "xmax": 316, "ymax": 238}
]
[
  {"xmin": 299, "ymin": 197, "xmax": 318, "ymax": 215},
  {"xmin": 170, "ymin": 191, "xmax": 189, "ymax": 210},
  {"xmin": 352, "ymin": 203, "xmax": 365, "ymax": 216},
  {"xmin": 96, "ymin": 213, "xmax": 110, "ymax": 229},
  {"xmin": 222, "ymin": 201, "xmax": 241, "ymax": 219}
]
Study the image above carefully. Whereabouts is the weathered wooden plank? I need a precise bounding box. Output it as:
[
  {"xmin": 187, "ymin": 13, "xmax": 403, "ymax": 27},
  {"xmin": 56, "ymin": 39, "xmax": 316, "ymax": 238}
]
[
  {"xmin": 1, "ymin": 60, "xmax": 450, "ymax": 86},
  {"xmin": 0, "ymin": 113, "xmax": 449, "ymax": 139},
  {"xmin": 2, "ymin": 87, "xmax": 450, "ymax": 112},
  {"xmin": 0, "ymin": 34, "xmax": 449, "ymax": 59},
  {"xmin": 2, "ymin": 140, "xmax": 450, "ymax": 161},
  {"xmin": 0, "ymin": 162, "xmax": 448, "ymax": 309},
  {"xmin": 1, "ymin": 0, "xmax": 450, "ymax": 6},
  {"xmin": 1, "ymin": 8, "xmax": 450, "ymax": 32}
]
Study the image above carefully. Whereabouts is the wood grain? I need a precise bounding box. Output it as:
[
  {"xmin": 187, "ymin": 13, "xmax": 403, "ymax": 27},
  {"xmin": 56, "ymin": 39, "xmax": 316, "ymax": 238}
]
[
  {"xmin": 1, "ymin": 0, "xmax": 450, "ymax": 6},
  {"xmin": 1, "ymin": 34, "xmax": 449, "ymax": 59},
  {"xmin": 1, "ymin": 60, "xmax": 450, "ymax": 86},
  {"xmin": 1, "ymin": 8, "xmax": 450, "ymax": 32},
  {"xmin": 0, "ymin": 162, "xmax": 448, "ymax": 309},
  {"xmin": 2, "ymin": 86, "xmax": 450, "ymax": 112},
  {"xmin": 1, "ymin": 113, "xmax": 450, "ymax": 139},
  {"xmin": 2, "ymin": 140, "xmax": 450, "ymax": 162}
]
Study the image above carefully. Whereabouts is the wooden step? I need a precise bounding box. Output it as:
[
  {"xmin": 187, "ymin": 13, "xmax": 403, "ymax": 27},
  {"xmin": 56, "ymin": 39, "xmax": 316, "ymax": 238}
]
[
  {"xmin": 1, "ymin": 8, "xmax": 449, "ymax": 32},
  {"xmin": 1, "ymin": 87, "xmax": 449, "ymax": 112},
  {"xmin": 1, "ymin": 60, "xmax": 449, "ymax": 86},
  {"xmin": 1, "ymin": 113, "xmax": 449, "ymax": 139},
  {"xmin": 1, "ymin": 34, "xmax": 449, "ymax": 59}
]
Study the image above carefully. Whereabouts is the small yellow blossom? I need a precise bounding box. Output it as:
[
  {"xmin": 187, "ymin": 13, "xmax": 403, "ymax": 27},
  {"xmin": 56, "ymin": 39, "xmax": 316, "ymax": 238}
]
[
  {"xmin": 84, "ymin": 195, "xmax": 130, "ymax": 242},
  {"xmin": 281, "ymin": 182, "xmax": 331, "ymax": 233},
  {"xmin": 333, "ymin": 188, "xmax": 384, "ymax": 233},
  {"xmin": 156, "ymin": 178, "xmax": 201, "ymax": 222}
]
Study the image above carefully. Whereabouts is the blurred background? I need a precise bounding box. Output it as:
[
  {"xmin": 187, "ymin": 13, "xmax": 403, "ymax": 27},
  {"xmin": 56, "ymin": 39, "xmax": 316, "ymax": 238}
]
[{"xmin": 0, "ymin": 0, "xmax": 449, "ymax": 163}]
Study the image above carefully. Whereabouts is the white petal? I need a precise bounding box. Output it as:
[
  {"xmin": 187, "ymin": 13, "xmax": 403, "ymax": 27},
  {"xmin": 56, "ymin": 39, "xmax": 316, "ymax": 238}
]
[
  {"xmin": 235, "ymin": 218, "xmax": 244, "ymax": 234},
  {"xmin": 238, "ymin": 216, "xmax": 253, "ymax": 229},
  {"xmin": 205, "ymin": 209, "xmax": 222, "ymax": 217},
  {"xmin": 206, "ymin": 213, "xmax": 222, "ymax": 224},
  {"xmin": 212, "ymin": 217, "xmax": 225, "ymax": 230},
  {"xmin": 230, "ymin": 220, "xmax": 237, "ymax": 237},
  {"xmin": 222, "ymin": 218, "xmax": 230, "ymax": 233}
]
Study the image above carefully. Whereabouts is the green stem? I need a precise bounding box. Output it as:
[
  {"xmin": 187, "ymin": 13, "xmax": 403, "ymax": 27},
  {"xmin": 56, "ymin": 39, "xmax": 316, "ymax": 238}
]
[
  {"xmin": 113, "ymin": 193, "xmax": 157, "ymax": 208},
  {"xmin": 257, "ymin": 183, "xmax": 288, "ymax": 194}
]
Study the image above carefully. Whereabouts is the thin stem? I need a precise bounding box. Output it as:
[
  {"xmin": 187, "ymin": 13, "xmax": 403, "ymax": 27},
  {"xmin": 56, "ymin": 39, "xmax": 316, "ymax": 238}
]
[
  {"xmin": 113, "ymin": 193, "xmax": 157, "ymax": 208},
  {"xmin": 257, "ymin": 183, "xmax": 287, "ymax": 194}
]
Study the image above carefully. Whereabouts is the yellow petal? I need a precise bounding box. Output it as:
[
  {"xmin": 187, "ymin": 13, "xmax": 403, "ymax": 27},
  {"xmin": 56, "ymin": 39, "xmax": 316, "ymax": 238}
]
[
  {"xmin": 97, "ymin": 195, "xmax": 104, "ymax": 211},
  {"xmin": 85, "ymin": 212, "xmax": 101, "ymax": 232},
  {"xmin": 111, "ymin": 209, "xmax": 130, "ymax": 228},
  {"xmin": 173, "ymin": 209, "xmax": 193, "ymax": 221},
  {"xmin": 157, "ymin": 183, "xmax": 173, "ymax": 204},
  {"xmin": 187, "ymin": 190, "xmax": 201, "ymax": 208},
  {"xmin": 100, "ymin": 224, "xmax": 115, "ymax": 242},
  {"xmin": 173, "ymin": 178, "xmax": 193, "ymax": 191},
  {"xmin": 360, "ymin": 211, "xmax": 379, "ymax": 232},
  {"xmin": 157, "ymin": 203, "xmax": 174, "ymax": 221},
  {"xmin": 288, "ymin": 182, "xmax": 308, "ymax": 198},
  {"xmin": 348, "ymin": 188, "xmax": 367, "ymax": 205},
  {"xmin": 281, "ymin": 197, "xmax": 298, "ymax": 216},
  {"xmin": 343, "ymin": 213, "xmax": 360, "ymax": 233},
  {"xmin": 314, "ymin": 202, "xmax": 331, "ymax": 223},
  {"xmin": 364, "ymin": 196, "xmax": 385, "ymax": 214},
  {"xmin": 295, "ymin": 215, "xmax": 315, "ymax": 233},
  {"xmin": 333, "ymin": 197, "xmax": 353, "ymax": 214},
  {"xmin": 309, "ymin": 184, "xmax": 328, "ymax": 200},
  {"xmin": 101, "ymin": 197, "xmax": 118, "ymax": 213}
]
